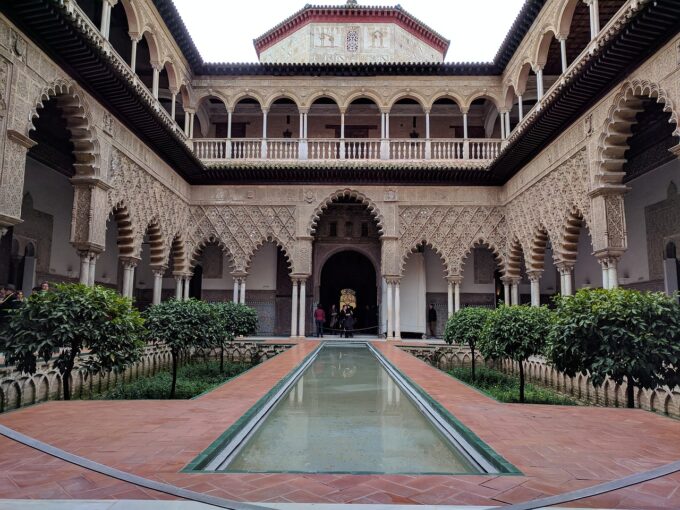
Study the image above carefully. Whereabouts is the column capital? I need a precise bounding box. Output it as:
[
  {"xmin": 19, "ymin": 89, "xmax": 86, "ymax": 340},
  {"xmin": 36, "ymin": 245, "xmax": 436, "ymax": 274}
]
[
  {"xmin": 231, "ymin": 270, "xmax": 248, "ymax": 278},
  {"xmin": 594, "ymin": 251, "xmax": 622, "ymax": 265},
  {"xmin": 120, "ymin": 256, "xmax": 141, "ymax": 269},
  {"xmin": 298, "ymin": 107, "xmax": 310, "ymax": 115},
  {"xmin": 556, "ymin": 261, "xmax": 575, "ymax": 274},
  {"xmin": 291, "ymin": 273, "xmax": 310, "ymax": 282},
  {"xmin": 151, "ymin": 266, "xmax": 168, "ymax": 277},
  {"xmin": 103, "ymin": 0, "xmax": 119, "ymax": 6},
  {"xmin": 459, "ymin": 106, "xmax": 470, "ymax": 115},
  {"xmin": 422, "ymin": 107, "xmax": 431, "ymax": 115},
  {"xmin": 385, "ymin": 276, "xmax": 402, "ymax": 285},
  {"xmin": 526, "ymin": 270, "xmax": 543, "ymax": 282},
  {"xmin": 261, "ymin": 107, "xmax": 270, "ymax": 115},
  {"xmin": 446, "ymin": 275, "xmax": 463, "ymax": 284},
  {"xmin": 532, "ymin": 63, "xmax": 544, "ymax": 73}
]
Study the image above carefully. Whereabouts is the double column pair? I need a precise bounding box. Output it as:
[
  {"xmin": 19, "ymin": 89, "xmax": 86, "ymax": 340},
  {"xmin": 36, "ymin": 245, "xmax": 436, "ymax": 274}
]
[
  {"xmin": 78, "ymin": 250, "xmax": 100, "ymax": 288},
  {"xmin": 232, "ymin": 275, "xmax": 247, "ymax": 304},
  {"xmin": 290, "ymin": 276, "xmax": 308, "ymax": 338},
  {"xmin": 384, "ymin": 277, "xmax": 401, "ymax": 340},
  {"xmin": 446, "ymin": 276, "xmax": 462, "ymax": 317},
  {"xmin": 173, "ymin": 274, "xmax": 191, "ymax": 301}
]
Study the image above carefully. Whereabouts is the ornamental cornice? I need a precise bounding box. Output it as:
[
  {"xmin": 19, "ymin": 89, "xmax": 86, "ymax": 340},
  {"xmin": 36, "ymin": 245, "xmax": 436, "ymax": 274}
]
[{"xmin": 203, "ymin": 159, "xmax": 491, "ymax": 172}]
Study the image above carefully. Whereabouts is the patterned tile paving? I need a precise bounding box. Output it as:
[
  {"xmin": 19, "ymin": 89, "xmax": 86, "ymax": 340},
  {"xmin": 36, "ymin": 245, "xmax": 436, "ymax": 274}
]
[{"xmin": 0, "ymin": 340, "xmax": 679, "ymax": 508}]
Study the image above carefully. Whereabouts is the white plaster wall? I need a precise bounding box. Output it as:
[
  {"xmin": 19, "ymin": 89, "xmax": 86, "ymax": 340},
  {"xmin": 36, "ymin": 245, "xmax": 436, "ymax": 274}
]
[
  {"xmin": 424, "ymin": 248, "xmax": 447, "ymax": 292},
  {"xmin": 573, "ymin": 229, "xmax": 601, "ymax": 290},
  {"xmin": 23, "ymin": 158, "xmax": 79, "ymax": 279},
  {"xmin": 400, "ymin": 253, "xmax": 426, "ymax": 333},
  {"xmin": 618, "ymin": 159, "xmax": 680, "ymax": 285}
]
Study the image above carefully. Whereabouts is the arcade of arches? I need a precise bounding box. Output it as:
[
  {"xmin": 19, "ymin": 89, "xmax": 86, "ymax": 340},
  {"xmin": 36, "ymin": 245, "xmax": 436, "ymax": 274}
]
[{"xmin": 1, "ymin": 0, "xmax": 680, "ymax": 339}]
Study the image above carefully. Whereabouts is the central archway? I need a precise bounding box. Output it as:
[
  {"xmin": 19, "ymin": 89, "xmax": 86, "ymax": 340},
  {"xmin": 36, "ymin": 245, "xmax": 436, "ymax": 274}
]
[{"xmin": 319, "ymin": 250, "xmax": 378, "ymax": 334}]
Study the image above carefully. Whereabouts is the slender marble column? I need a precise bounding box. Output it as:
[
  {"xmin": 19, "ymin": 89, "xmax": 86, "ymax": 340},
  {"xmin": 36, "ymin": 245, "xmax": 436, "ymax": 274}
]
[
  {"xmin": 298, "ymin": 279, "xmax": 307, "ymax": 338},
  {"xmin": 454, "ymin": 280, "xmax": 461, "ymax": 312},
  {"xmin": 511, "ymin": 281, "xmax": 519, "ymax": 306},
  {"xmin": 463, "ymin": 112, "xmax": 468, "ymax": 139},
  {"xmin": 503, "ymin": 281, "xmax": 511, "ymax": 306},
  {"xmin": 130, "ymin": 38, "xmax": 139, "ymax": 73},
  {"xmin": 79, "ymin": 252, "xmax": 91, "ymax": 285},
  {"xmin": 261, "ymin": 109, "xmax": 268, "ymax": 159},
  {"xmin": 290, "ymin": 278, "xmax": 299, "ymax": 338},
  {"xmin": 518, "ymin": 95, "xmax": 524, "ymax": 121},
  {"xmin": 447, "ymin": 281, "xmax": 454, "ymax": 317},
  {"xmin": 386, "ymin": 280, "xmax": 394, "ymax": 339},
  {"xmin": 607, "ymin": 259, "xmax": 619, "ymax": 289},
  {"xmin": 340, "ymin": 111, "xmax": 346, "ymax": 159},
  {"xmin": 505, "ymin": 111, "xmax": 511, "ymax": 137},
  {"xmin": 600, "ymin": 259, "xmax": 609, "ymax": 289},
  {"xmin": 170, "ymin": 91, "xmax": 177, "ymax": 120},
  {"xmin": 528, "ymin": 271, "xmax": 541, "ymax": 307},
  {"xmin": 183, "ymin": 276, "xmax": 190, "ymax": 300},
  {"xmin": 424, "ymin": 111, "xmax": 431, "ymax": 159},
  {"xmin": 174, "ymin": 276, "xmax": 183, "ymax": 300},
  {"xmin": 536, "ymin": 67, "xmax": 544, "ymax": 100},
  {"xmin": 100, "ymin": 0, "xmax": 112, "ymax": 39},
  {"xmin": 559, "ymin": 37, "xmax": 568, "ymax": 73},
  {"xmin": 151, "ymin": 65, "xmax": 160, "ymax": 99},
  {"xmin": 152, "ymin": 269, "xmax": 164, "ymax": 305},
  {"xmin": 240, "ymin": 277, "xmax": 246, "ymax": 304},
  {"xmin": 394, "ymin": 280, "xmax": 401, "ymax": 339},
  {"xmin": 233, "ymin": 278, "xmax": 239, "ymax": 302},
  {"xmin": 88, "ymin": 253, "xmax": 97, "ymax": 287}
]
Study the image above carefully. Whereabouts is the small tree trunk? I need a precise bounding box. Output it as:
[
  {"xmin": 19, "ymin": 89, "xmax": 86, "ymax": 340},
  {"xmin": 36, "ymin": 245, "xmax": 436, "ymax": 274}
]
[
  {"xmin": 62, "ymin": 350, "xmax": 78, "ymax": 401},
  {"xmin": 518, "ymin": 361, "xmax": 525, "ymax": 403},
  {"xmin": 170, "ymin": 350, "xmax": 179, "ymax": 399},
  {"xmin": 220, "ymin": 344, "xmax": 225, "ymax": 374},
  {"xmin": 470, "ymin": 345, "xmax": 476, "ymax": 382},
  {"xmin": 626, "ymin": 378, "xmax": 635, "ymax": 408}
]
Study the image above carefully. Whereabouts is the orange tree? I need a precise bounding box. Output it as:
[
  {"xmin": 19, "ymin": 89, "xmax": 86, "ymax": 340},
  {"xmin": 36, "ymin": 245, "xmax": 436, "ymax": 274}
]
[
  {"xmin": 548, "ymin": 288, "xmax": 680, "ymax": 408},
  {"xmin": 0, "ymin": 283, "xmax": 143, "ymax": 400}
]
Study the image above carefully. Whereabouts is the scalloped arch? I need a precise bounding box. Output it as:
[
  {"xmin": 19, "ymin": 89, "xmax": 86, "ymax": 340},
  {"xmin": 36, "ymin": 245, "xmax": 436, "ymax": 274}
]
[
  {"xmin": 597, "ymin": 79, "xmax": 679, "ymax": 184},
  {"xmin": 108, "ymin": 201, "xmax": 135, "ymax": 257},
  {"xmin": 399, "ymin": 240, "xmax": 450, "ymax": 277},
  {"xmin": 460, "ymin": 238, "xmax": 505, "ymax": 275},
  {"xmin": 28, "ymin": 79, "xmax": 100, "ymax": 177},
  {"xmin": 307, "ymin": 189, "xmax": 385, "ymax": 236},
  {"xmin": 245, "ymin": 237, "xmax": 294, "ymax": 274},
  {"xmin": 189, "ymin": 235, "xmax": 236, "ymax": 272}
]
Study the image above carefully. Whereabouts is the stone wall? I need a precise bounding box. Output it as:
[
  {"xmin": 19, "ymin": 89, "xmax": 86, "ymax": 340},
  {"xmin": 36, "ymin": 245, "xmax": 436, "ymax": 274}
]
[
  {"xmin": 0, "ymin": 341, "xmax": 293, "ymax": 413},
  {"xmin": 400, "ymin": 344, "xmax": 680, "ymax": 419}
]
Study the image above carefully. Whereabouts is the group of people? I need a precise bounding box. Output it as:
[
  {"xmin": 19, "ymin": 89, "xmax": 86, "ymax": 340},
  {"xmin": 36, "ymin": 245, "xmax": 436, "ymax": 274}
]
[
  {"xmin": 314, "ymin": 303, "xmax": 357, "ymax": 338},
  {"xmin": 0, "ymin": 281, "xmax": 49, "ymax": 323}
]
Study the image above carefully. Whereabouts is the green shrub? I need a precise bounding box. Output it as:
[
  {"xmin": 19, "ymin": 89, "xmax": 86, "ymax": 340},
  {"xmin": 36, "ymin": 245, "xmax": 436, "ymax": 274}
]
[
  {"xmin": 444, "ymin": 307, "xmax": 492, "ymax": 381},
  {"xmin": 548, "ymin": 288, "xmax": 680, "ymax": 408},
  {"xmin": 448, "ymin": 366, "xmax": 577, "ymax": 405},
  {"xmin": 480, "ymin": 305, "xmax": 552, "ymax": 403},
  {"xmin": 99, "ymin": 360, "xmax": 250, "ymax": 400},
  {"xmin": 0, "ymin": 283, "xmax": 144, "ymax": 400},
  {"xmin": 212, "ymin": 302, "xmax": 258, "ymax": 372},
  {"xmin": 144, "ymin": 299, "xmax": 215, "ymax": 398}
]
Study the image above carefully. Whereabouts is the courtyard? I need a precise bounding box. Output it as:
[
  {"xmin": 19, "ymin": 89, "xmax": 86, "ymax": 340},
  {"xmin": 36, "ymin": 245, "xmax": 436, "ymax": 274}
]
[{"xmin": 0, "ymin": 340, "xmax": 678, "ymax": 508}]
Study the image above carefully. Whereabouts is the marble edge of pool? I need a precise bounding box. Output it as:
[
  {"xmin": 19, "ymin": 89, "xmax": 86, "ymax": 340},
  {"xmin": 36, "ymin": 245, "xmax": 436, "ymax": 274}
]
[{"xmin": 181, "ymin": 341, "xmax": 521, "ymax": 476}]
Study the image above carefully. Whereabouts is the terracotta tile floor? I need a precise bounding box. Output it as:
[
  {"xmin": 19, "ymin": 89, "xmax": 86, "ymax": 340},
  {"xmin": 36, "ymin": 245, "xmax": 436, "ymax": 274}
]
[{"xmin": 0, "ymin": 340, "xmax": 679, "ymax": 508}]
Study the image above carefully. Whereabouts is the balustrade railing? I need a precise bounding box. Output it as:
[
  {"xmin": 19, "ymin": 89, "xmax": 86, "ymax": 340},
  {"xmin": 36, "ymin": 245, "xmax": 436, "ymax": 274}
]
[{"xmin": 193, "ymin": 137, "xmax": 504, "ymax": 163}]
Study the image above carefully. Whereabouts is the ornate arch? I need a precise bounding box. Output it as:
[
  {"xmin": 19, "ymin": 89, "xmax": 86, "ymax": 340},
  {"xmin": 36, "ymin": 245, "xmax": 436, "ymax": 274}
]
[
  {"xmin": 387, "ymin": 92, "xmax": 428, "ymax": 111},
  {"xmin": 167, "ymin": 233, "xmax": 188, "ymax": 274},
  {"xmin": 557, "ymin": 206, "xmax": 591, "ymax": 264},
  {"xmin": 119, "ymin": 0, "xmax": 141, "ymax": 35},
  {"xmin": 308, "ymin": 189, "xmax": 385, "ymax": 236},
  {"xmin": 263, "ymin": 92, "xmax": 302, "ymax": 110},
  {"xmin": 528, "ymin": 226, "xmax": 551, "ymax": 272},
  {"xmin": 189, "ymin": 234, "xmax": 235, "ymax": 272},
  {"xmin": 399, "ymin": 240, "xmax": 450, "ymax": 277},
  {"xmin": 305, "ymin": 91, "xmax": 343, "ymax": 109},
  {"xmin": 28, "ymin": 79, "xmax": 100, "ymax": 177},
  {"xmin": 342, "ymin": 90, "xmax": 385, "ymax": 110},
  {"xmin": 141, "ymin": 30, "xmax": 161, "ymax": 65},
  {"xmin": 108, "ymin": 201, "xmax": 136, "ymax": 257},
  {"xmin": 505, "ymin": 237, "xmax": 527, "ymax": 279},
  {"xmin": 245, "ymin": 235, "xmax": 294, "ymax": 273},
  {"xmin": 597, "ymin": 79, "xmax": 679, "ymax": 185},
  {"xmin": 229, "ymin": 91, "xmax": 266, "ymax": 110},
  {"xmin": 428, "ymin": 92, "xmax": 466, "ymax": 111},
  {"xmin": 534, "ymin": 29, "xmax": 557, "ymax": 68},
  {"xmin": 460, "ymin": 238, "xmax": 505, "ymax": 276},
  {"xmin": 139, "ymin": 218, "xmax": 165, "ymax": 268},
  {"xmin": 463, "ymin": 92, "xmax": 502, "ymax": 111},
  {"xmin": 514, "ymin": 60, "xmax": 534, "ymax": 96},
  {"xmin": 556, "ymin": 0, "xmax": 581, "ymax": 38}
]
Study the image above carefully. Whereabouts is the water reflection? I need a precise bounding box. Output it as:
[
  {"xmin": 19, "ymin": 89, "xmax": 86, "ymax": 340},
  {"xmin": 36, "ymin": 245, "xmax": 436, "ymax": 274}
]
[{"xmin": 224, "ymin": 346, "xmax": 477, "ymax": 474}]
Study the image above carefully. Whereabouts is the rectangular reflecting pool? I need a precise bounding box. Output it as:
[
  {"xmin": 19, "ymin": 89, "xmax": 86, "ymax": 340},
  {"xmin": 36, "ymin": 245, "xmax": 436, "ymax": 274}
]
[{"xmin": 192, "ymin": 344, "xmax": 516, "ymax": 475}]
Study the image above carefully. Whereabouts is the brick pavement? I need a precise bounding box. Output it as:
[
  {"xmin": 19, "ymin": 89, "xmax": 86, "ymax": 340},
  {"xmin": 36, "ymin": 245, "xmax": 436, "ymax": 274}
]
[{"xmin": 0, "ymin": 340, "xmax": 678, "ymax": 508}]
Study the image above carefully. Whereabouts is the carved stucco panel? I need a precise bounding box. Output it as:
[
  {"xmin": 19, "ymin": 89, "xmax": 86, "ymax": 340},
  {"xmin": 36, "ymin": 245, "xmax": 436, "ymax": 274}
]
[
  {"xmin": 186, "ymin": 204, "xmax": 297, "ymax": 274},
  {"xmin": 399, "ymin": 205, "xmax": 507, "ymax": 276},
  {"xmin": 505, "ymin": 148, "xmax": 592, "ymax": 265}
]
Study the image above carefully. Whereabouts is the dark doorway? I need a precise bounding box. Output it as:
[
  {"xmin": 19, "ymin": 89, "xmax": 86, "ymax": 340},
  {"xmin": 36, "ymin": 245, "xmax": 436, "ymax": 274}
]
[
  {"xmin": 190, "ymin": 265, "xmax": 203, "ymax": 299},
  {"xmin": 320, "ymin": 250, "xmax": 378, "ymax": 334}
]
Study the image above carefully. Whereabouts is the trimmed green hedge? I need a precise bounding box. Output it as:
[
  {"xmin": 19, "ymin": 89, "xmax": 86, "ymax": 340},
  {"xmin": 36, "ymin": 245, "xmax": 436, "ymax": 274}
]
[
  {"xmin": 96, "ymin": 360, "xmax": 250, "ymax": 400},
  {"xmin": 448, "ymin": 366, "xmax": 578, "ymax": 405}
]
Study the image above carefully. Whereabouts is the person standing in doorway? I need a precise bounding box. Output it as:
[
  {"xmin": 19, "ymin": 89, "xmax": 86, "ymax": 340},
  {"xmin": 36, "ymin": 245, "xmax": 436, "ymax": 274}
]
[
  {"xmin": 428, "ymin": 303, "xmax": 437, "ymax": 338},
  {"xmin": 314, "ymin": 303, "xmax": 326, "ymax": 338}
]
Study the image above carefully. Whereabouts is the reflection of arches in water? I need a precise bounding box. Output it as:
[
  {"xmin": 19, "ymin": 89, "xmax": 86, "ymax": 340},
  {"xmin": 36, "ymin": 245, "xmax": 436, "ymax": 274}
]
[{"xmin": 320, "ymin": 250, "xmax": 378, "ymax": 332}]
